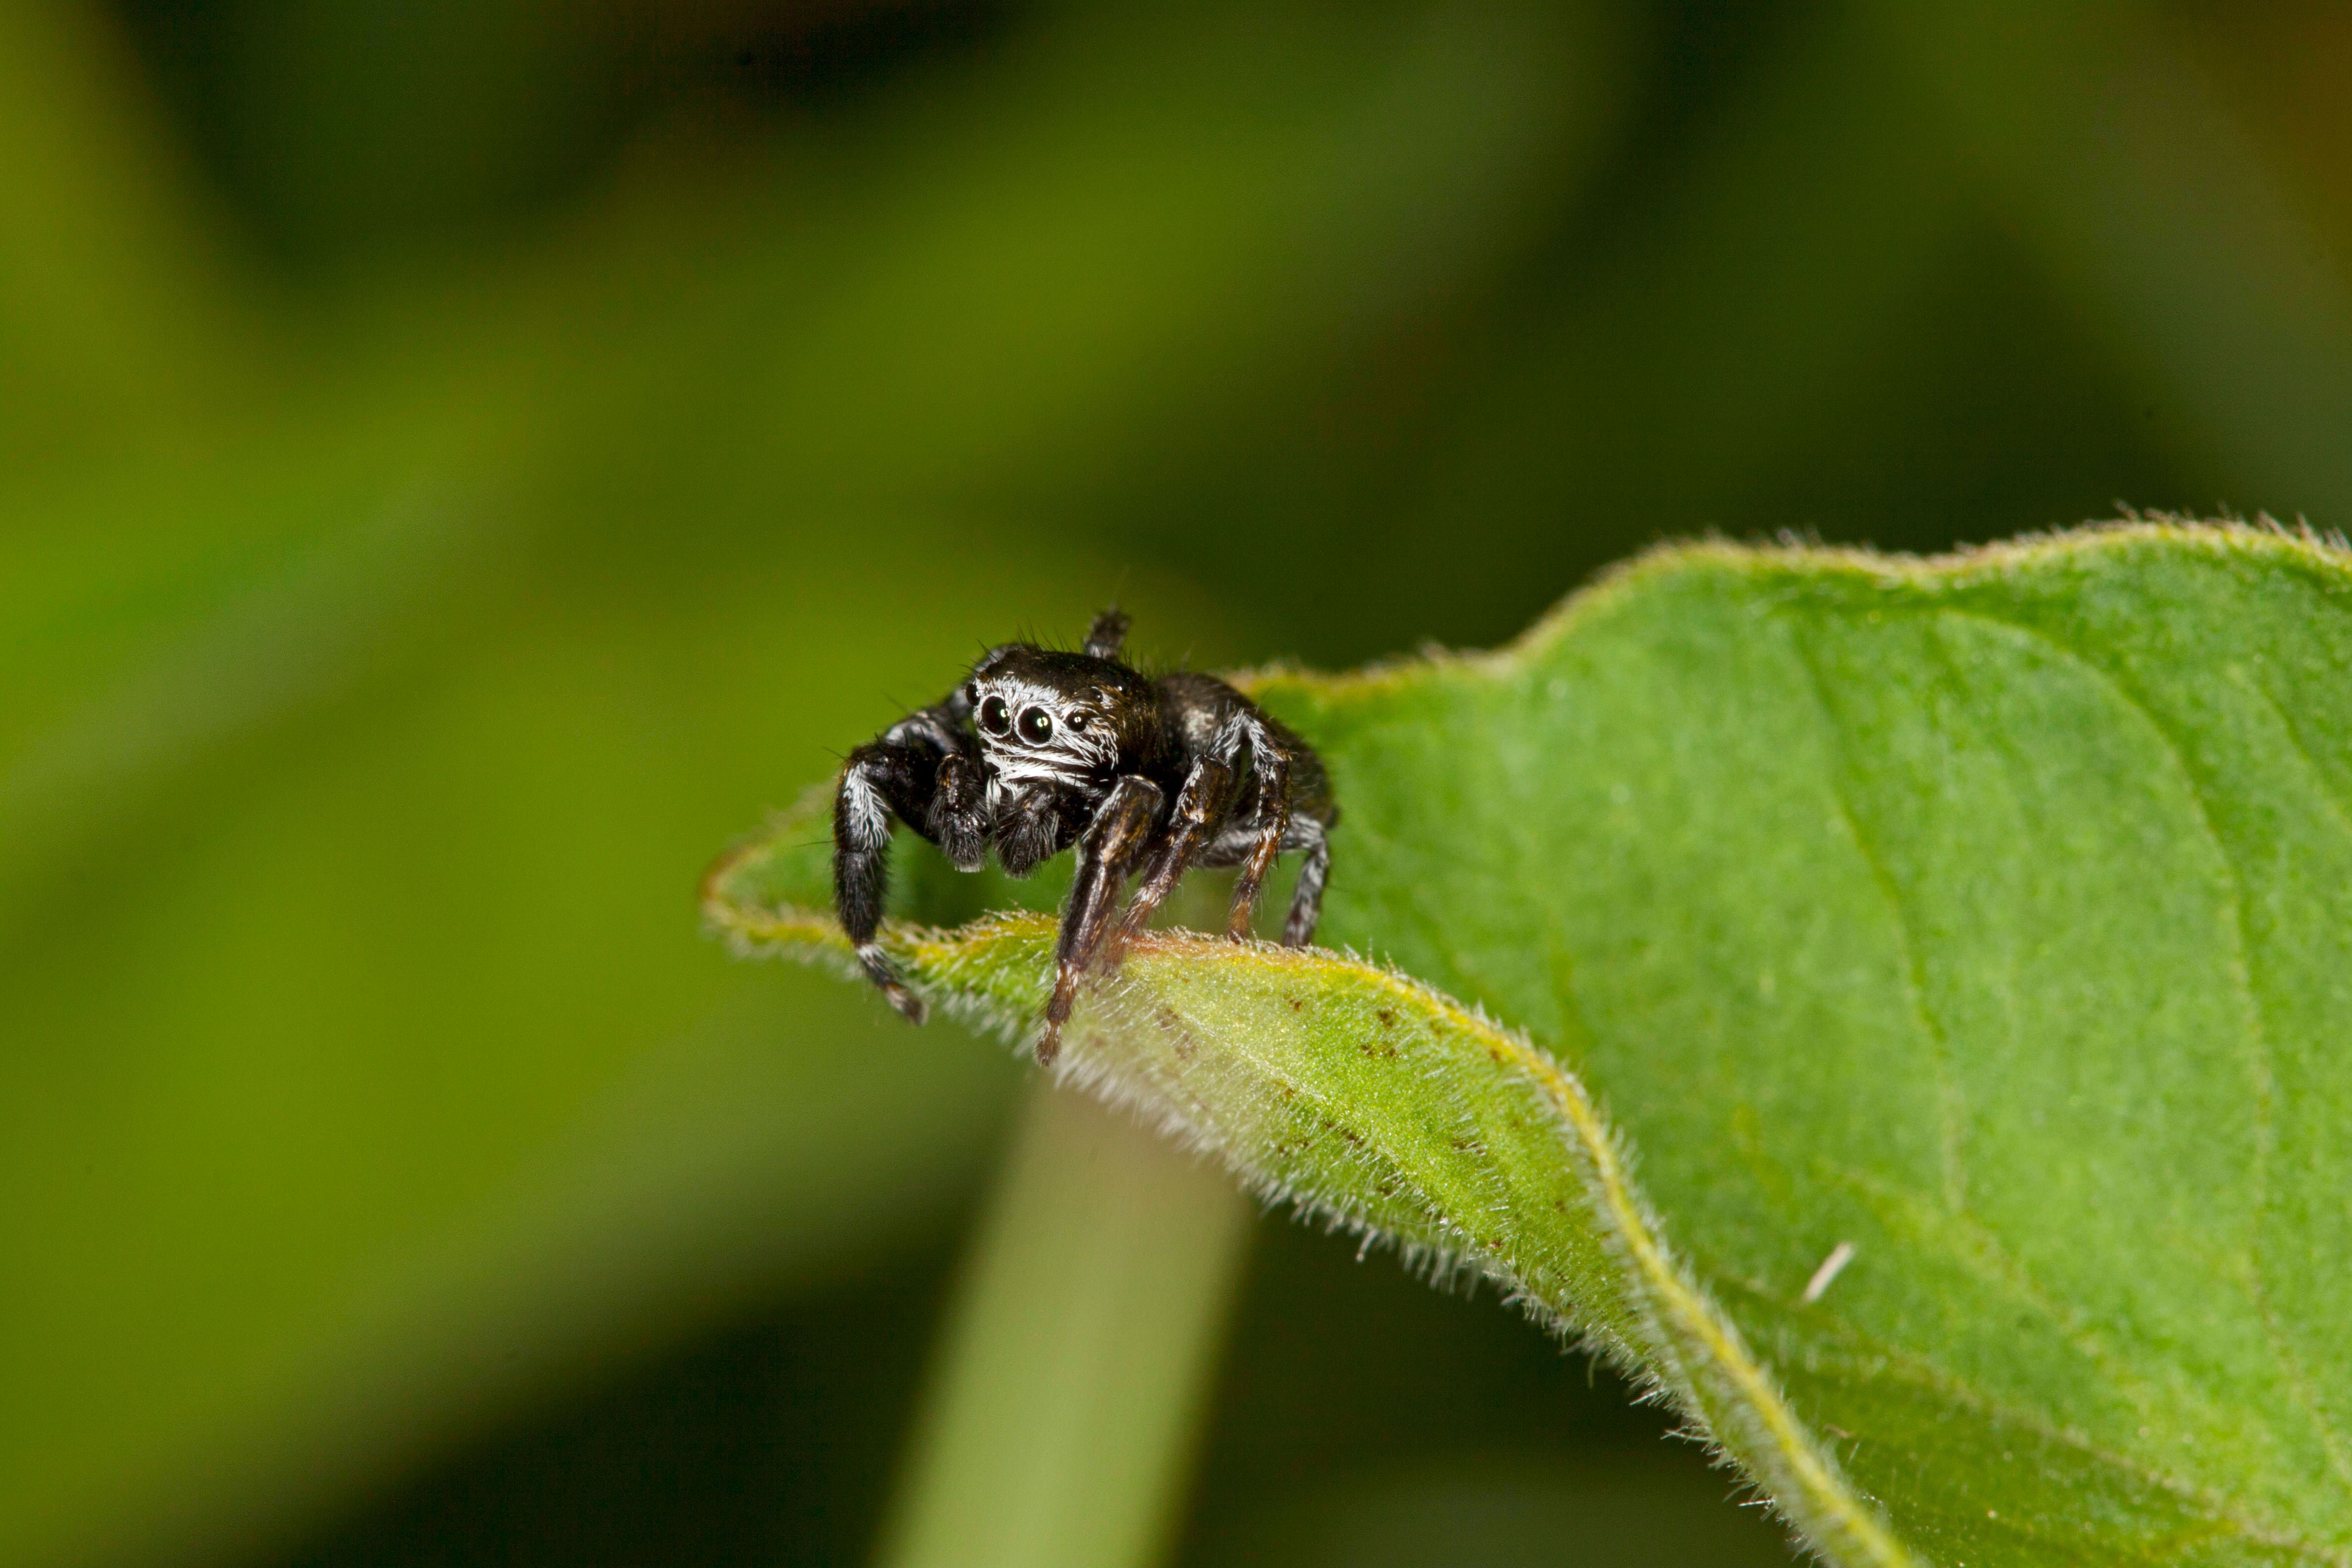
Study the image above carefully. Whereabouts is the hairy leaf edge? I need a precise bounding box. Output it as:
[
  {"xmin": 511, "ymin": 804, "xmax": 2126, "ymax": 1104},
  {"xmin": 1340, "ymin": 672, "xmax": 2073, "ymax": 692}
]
[
  {"xmin": 702, "ymin": 894, "xmax": 1915, "ymax": 1568},
  {"xmin": 1225, "ymin": 515, "xmax": 2352, "ymax": 699}
]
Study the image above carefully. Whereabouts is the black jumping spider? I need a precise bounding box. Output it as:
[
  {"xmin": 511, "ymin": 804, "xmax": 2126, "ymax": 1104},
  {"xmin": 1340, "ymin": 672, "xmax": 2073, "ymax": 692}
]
[{"xmin": 833, "ymin": 609, "xmax": 1337, "ymax": 1061}]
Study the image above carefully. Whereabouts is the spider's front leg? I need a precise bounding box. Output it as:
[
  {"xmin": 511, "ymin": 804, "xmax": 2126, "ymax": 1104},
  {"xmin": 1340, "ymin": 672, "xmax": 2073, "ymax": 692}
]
[
  {"xmin": 1038, "ymin": 774, "xmax": 1162, "ymax": 1063},
  {"xmin": 833, "ymin": 703, "xmax": 982, "ymax": 1023}
]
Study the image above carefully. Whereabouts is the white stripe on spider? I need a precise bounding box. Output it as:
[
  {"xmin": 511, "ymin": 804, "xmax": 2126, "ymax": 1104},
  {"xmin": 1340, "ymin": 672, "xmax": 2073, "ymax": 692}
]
[
  {"xmin": 841, "ymin": 767, "xmax": 891, "ymax": 849},
  {"xmin": 974, "ymin": 679, "xmax": 1122, "ymax": 770}
]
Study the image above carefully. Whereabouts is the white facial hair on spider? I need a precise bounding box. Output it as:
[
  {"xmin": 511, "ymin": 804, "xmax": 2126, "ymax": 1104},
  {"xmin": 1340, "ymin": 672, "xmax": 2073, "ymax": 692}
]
[{"xmin": 972, "ymin": 675, "xmax": 1121, "ymax": 789}]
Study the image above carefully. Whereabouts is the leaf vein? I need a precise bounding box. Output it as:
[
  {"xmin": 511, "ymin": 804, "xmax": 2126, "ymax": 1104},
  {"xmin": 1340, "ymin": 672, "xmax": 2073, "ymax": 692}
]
[
  {"xmin": 1941, "ymin": 609, "xmax": 2352, "ymax": 1501},
  {"xmin": 1740, "ymin": 1292, "xmax": 2352, "ymax": 1568},
  {"xmin": 1786, "ymin": 617, "xmax": 1971, "ymax": 1215}
]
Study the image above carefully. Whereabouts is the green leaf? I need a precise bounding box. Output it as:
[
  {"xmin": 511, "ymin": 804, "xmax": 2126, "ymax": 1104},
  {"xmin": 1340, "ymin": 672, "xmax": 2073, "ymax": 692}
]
[
  {"xmin": 711, "ymin": 834, "xmax": 1908, "ymax": 1566},
  {"xmin": 709, "ymin": 520, "xmax": 2352, "ymax": 1568}
]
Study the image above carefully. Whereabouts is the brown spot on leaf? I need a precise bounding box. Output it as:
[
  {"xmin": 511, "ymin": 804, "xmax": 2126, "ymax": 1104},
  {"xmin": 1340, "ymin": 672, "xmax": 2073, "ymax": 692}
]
[{"xmin": 1153, "ymin": 1005, "xmax": 1198, "ymax": 1061}]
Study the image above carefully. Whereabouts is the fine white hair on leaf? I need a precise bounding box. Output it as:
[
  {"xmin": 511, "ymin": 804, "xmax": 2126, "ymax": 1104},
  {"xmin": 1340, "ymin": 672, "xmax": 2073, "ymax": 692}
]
[
  {"xmin": 710, "ymin": 890, "xmax": 1914, "ymax": 1568},
  {"xmin": 1800, "ymin": 1241, "xmax": 1856, "ymax": 1305}
]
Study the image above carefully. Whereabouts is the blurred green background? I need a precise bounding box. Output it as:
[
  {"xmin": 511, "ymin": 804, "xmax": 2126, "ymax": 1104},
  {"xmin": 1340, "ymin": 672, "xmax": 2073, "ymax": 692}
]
[{"xmin": 6, "ymin": 0, "xmax": 2350, "ymax": 1564}]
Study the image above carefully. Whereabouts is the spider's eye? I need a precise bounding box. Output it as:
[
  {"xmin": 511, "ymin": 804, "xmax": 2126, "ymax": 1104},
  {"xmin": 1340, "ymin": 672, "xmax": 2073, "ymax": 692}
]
[
  {"xmin": 978, "ymin": 695, "xmax": 1011, "ymax": 735},
  {"xmin": 1017, "ymin": 706, "xmax": 1054, "ymax": 744}
]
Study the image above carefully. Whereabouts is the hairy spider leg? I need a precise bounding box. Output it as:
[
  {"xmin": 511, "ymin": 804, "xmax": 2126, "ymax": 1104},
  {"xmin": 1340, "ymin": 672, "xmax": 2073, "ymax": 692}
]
[
  {"xmin": 1081, "ymin": 606, "xmax": 1128, "ymax": 663},
  {"xmin": 833, "ymin": 743, "xmax": 933, "ymax": 1022},
  {"xmin": 1282, "ymin": 816, "xmax": 1330, "ymax": 946},
  {"xmin": 832, "ymin": 697, "xmax": 979, "ymax": 1023},
  {"xmin": 1113, "ymin": 756, "xmax": 1239, "ymax": 949},
  {"xmin": 1082, "ymin": 607, "xmax": 1129, "ymax": 660},
  {"xmin": 1224, "ymin": 716, "xmax": 1293, "ymax": 941},
  {"xmin": 1039, "ymin": 773, "xmax": 1162, "ymax": 1062}
]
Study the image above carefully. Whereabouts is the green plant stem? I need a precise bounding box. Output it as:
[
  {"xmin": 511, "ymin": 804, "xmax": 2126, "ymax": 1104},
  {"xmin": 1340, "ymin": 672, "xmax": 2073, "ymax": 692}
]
[{"xmin": 873, "ymin": 1081, "xmax": 1254, "ymax": 1568}]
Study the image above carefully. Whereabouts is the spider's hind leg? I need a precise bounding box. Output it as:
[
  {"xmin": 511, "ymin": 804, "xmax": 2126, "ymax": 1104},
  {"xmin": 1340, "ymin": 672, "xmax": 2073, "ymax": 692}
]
[
  {"xmin": 1281, "ymin": 816, "xmax": 1331, "ymax": 947},
  {"xmin": 1224, "ymin": 723, "xmax": 1293, "ymax": 942}
]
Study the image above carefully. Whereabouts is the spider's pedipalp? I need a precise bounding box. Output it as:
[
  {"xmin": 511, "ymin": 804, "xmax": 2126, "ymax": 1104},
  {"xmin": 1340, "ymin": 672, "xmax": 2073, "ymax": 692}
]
[{"xmin": 926, "ymin": 752, "xmax": 988, "ymax": 871}]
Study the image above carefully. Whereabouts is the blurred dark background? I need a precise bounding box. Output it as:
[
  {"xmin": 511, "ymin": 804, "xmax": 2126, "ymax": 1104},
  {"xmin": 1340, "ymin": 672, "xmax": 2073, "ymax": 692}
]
[{"xmin": 5, "ymin": 0, "xmax": 2348, "ymax": 1564}]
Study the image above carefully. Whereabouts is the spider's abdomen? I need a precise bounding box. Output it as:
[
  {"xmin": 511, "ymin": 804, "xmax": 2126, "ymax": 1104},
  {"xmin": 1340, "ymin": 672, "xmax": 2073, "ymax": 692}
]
[
  {"xmin": 1152, "ymin": 671, "xmax": 1333, "ymax": 826},
  {"xmin": 1153, "ymin": 671, "xmax": 1250, "ymax": 748}
]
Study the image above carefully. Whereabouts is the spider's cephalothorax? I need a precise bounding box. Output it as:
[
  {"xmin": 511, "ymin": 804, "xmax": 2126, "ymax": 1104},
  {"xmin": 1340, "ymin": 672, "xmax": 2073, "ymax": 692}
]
[{"xmin": 833, "ymin": 609, "xmax": 1337, "ymax": 1061}]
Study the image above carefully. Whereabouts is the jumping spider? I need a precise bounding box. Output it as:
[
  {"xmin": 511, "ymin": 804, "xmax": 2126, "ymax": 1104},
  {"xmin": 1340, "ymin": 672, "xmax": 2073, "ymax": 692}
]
[{"xmin": 833, "ymin": 609, "xmax": 1337, "ymax": 1062}]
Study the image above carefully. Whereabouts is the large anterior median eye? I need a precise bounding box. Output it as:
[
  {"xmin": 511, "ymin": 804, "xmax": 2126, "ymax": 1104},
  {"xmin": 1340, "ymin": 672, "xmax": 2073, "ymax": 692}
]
[
  {"xmin": 978, "ymin": 695, "xmax": 1010, "ymax": 735},
  {"xmin": 1017, "ymin": 706, "xmax": 1054, "ymax": 744}
]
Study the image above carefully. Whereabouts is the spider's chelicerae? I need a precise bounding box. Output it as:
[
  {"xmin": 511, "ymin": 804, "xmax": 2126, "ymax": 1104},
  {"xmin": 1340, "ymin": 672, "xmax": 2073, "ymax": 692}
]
[{"xmin": 833, "ymin": 609, "xmax": 1337, "ymax": 1062}]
